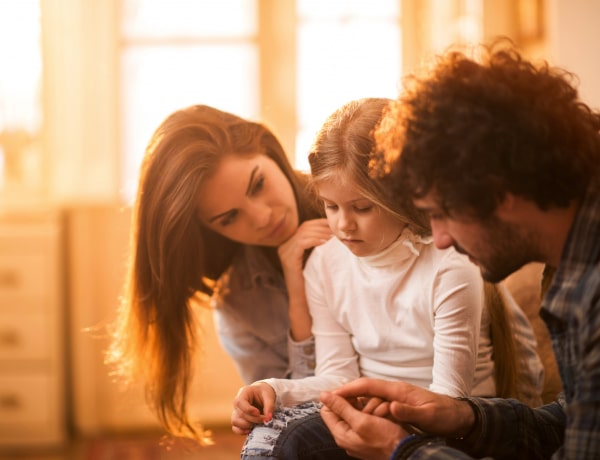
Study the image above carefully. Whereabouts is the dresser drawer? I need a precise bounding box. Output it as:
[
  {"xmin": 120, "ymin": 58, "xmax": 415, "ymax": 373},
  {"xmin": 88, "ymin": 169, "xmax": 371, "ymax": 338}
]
[
  {"xmin": 0, "ymin": 374, "xmax": 52, "ymax": 427},
  {"xmin": 0, "ymin": 226, "xmax": 60, "ymax": 311},
  {"xmin": 0, "ymin": 313, "xmax": 49, "ymax": 362}
]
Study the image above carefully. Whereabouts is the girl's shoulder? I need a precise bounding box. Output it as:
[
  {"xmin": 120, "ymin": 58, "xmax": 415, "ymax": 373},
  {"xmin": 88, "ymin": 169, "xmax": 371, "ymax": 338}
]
[{"xmin": 305, "ymin": 237, "xmax": 348, "ymax": 269}]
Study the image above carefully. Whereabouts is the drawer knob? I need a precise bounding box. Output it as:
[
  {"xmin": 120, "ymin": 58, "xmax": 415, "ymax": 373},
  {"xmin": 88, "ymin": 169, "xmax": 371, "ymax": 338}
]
[
  {"xmin": 0, "ymin": 269, "xmax": 20, "ymax": 288},
  {"xmin": 0, "ymin": 393, "xmax": 21, "ymax": 410},
  {"xmin": 0, "ymin": 329, "xmax": 20, "ymax": 347}
]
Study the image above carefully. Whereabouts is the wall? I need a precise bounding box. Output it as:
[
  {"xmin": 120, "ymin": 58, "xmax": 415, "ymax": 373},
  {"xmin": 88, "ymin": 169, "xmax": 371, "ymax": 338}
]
[{"xmin": 547, "ymin": 0, "xmax": 600, "ymax": 110}]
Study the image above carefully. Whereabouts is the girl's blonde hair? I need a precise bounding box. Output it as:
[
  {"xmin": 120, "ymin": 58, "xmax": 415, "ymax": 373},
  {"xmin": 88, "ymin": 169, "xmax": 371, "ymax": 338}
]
[
  {"xmin": 308, "ymin": 98, "xmax": 430, "ymax": 235},
  {"xmin": 309, "ymin": 97, "xmax": 521, "ymax": 400}
]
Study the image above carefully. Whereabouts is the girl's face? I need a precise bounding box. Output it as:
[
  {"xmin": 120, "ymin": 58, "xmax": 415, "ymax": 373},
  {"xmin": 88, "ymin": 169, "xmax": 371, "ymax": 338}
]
[
  {"xmin": 317, "ymin": 180, "xmax": 404, "ymax": 257},
  {"xmin": 197, "ymin": 154, "xmax": 299, "ymax": 246}
]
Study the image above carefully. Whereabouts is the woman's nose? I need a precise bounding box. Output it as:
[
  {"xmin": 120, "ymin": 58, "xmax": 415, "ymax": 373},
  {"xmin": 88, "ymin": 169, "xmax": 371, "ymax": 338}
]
[{"xmin": 248, "ymin": 200, "xmax": 272, "ymax": 229}]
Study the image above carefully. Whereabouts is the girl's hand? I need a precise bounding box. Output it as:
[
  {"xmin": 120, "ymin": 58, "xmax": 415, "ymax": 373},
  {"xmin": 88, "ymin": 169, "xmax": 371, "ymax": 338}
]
[{"xmin": 231, "ymin": 382, "xmax": 276, "ymax": 435}]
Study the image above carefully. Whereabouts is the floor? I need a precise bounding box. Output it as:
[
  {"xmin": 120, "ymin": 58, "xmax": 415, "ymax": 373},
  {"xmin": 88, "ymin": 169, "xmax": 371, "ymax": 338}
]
[{"xmin": 0, "ymin": 426, "xmax": 245, "ymax": 460}]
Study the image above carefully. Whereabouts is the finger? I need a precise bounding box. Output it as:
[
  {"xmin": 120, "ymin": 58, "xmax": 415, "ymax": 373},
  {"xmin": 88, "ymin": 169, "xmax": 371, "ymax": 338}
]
[
  {"xmin": 231, "ymin": 409, "xmax": 255, "ymax": 435},
  {"xmin": 320, "ymin": 391, "xmax": 362, "ymax": 425},
  {"xmin": 360, "ymin": 397, "xmax": 384, "ymax": 414},
  {"xmin": 332, "ymin": 377, "xmax": 408, "ymax": 401},
  {"xmin": 233, "ymin": 395, "xmax": 261, "ymax": 416},
  {"xmin": 320, "ymin": 404, "xmax": 350, "ymax": 436},
  {"xmin": 373, "ymin": 401, "xmax": 391, "ymax": 418}
]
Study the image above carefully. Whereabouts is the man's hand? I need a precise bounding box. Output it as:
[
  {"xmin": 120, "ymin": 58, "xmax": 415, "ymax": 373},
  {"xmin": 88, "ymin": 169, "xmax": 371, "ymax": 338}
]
[
  {"xmin": 327, "ymin": 377, "xmax": 475, "ymax": 437},
  {"xmin": 320, "ymin": 391, "xmax": 408, "ymax": 460}
]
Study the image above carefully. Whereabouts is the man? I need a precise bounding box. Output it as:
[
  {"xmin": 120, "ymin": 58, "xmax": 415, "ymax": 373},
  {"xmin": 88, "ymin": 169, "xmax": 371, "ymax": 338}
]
[{"xmin": 319, "ymin": 41, "xmax": 600, "ymax": 459}]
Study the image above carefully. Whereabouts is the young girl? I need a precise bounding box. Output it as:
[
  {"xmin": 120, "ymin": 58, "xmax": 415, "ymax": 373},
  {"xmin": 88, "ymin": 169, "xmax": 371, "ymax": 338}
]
[
  {"xmin": 107, "ymin": 105, "xmax": 332, "ymax": 441},
  {"xmin": 232, "ymin": 98, "xmax": 543, "ymax": 459}
]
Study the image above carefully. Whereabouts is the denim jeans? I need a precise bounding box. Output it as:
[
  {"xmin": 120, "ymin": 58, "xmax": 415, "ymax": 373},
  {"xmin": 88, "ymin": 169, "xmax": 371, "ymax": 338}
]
[{"xmin": 241, "ymin": 403, "xmax": 357, "ymax": 460}]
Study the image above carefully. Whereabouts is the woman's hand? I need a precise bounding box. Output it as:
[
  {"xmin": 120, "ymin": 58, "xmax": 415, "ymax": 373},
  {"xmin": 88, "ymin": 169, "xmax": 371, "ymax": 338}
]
[
  {"xmin": 231, "ymin": 382, "xmax": 277, "ymax": 435},
  {"xmin": 278, "ymin": 218, "xmax": 331, "ymax": 277},
  {"xmin": 278, "ymin": 218, "xmax": 332, "ymax": 341}
]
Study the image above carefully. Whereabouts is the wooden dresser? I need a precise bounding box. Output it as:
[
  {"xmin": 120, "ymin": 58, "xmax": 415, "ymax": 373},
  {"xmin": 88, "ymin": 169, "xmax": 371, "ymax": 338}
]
[{"xmin": 0, "ymin": 210, "xmax": 66, "ymax": 448}]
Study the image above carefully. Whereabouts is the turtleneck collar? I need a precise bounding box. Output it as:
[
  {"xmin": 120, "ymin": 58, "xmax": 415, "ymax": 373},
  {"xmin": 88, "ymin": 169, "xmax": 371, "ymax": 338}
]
[{"xmin": 357, "ymin": 227, "xmax": 433, "ymax": 269}]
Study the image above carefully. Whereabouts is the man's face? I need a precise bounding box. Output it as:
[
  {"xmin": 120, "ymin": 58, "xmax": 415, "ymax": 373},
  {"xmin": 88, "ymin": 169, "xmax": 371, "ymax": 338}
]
[{"xmin": 413, "ymin": 193, "xmax": 538, "ymax": 283}]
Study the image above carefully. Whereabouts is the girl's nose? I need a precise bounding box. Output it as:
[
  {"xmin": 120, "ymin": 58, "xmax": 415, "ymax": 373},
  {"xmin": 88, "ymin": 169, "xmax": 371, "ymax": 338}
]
[{"xmin": 338, "ymin": 210, "xmax": 356, "ymax": 233}]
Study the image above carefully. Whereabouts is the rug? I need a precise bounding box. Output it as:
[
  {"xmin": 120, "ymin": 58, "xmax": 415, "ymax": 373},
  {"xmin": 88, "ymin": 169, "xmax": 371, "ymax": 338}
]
[{"xmin": 85, "ymin": 430, "xmax": 244, "ymax": 460}]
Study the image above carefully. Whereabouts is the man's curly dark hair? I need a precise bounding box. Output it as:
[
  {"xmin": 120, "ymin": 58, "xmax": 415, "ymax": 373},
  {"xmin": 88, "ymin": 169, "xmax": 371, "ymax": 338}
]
[{"xmin": 373, "ymin": 39, "xmax": 600, "ymax": 219}]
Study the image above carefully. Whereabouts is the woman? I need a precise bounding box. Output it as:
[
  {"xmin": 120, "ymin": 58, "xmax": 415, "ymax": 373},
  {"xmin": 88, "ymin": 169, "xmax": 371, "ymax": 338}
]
[{"xmin": 107, "ymin": 105, "xmax": 331, "ymax": 441}]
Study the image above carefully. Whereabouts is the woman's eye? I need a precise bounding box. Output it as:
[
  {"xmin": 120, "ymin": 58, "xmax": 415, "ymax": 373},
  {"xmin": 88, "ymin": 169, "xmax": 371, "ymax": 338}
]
[
  {"xmin": 324, "ymin": 203, "xmax": 338, "ymax": 211},
  {"xmin": 220, "ymin": 210, "xmax": 238, "ymax": 226},
  {"xmin": 251, "ymin": 175, "xmax": 265, "ymax": 194}
]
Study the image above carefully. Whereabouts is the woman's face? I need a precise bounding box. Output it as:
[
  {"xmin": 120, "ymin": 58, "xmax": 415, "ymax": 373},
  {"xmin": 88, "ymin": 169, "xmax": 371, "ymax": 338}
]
[{"xmin": 197, "ymin": 153, "xmax": 299, "ymax": 247}]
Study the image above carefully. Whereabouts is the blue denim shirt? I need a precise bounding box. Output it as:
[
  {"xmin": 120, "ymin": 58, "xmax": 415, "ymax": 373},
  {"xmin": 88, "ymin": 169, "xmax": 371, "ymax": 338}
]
[{"xmin": 211, "ymin": 245, "xmax": 316, "ymax": 384}]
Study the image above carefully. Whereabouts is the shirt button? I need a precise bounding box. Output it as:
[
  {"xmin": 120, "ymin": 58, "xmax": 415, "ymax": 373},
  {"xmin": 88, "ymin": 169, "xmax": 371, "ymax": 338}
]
[{"xmin": 303, "ymin": 345, "xmax": 314, "ymax": 355}]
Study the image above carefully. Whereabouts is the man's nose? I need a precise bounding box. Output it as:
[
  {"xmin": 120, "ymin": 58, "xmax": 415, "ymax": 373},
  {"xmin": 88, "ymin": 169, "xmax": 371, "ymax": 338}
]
[{"xmin": 431, "ymin": 221, "xmax": 454, "ymax": 249}]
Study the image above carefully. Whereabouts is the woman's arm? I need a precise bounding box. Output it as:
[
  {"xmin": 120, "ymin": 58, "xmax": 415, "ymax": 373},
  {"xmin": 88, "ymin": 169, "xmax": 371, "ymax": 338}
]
[
  {"xmin": 213, "ymin": 306, "xmax": 289, "ymax": 384},
  {"xmin": 277, "ymin": 218, "xmax": 331, "ymax": 341}
]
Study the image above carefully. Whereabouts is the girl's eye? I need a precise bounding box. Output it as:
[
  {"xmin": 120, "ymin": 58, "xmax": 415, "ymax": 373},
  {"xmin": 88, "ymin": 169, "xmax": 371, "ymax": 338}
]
[{"xmin": 354, "ymin": 205, "xmax": 373, "ymax": 213}]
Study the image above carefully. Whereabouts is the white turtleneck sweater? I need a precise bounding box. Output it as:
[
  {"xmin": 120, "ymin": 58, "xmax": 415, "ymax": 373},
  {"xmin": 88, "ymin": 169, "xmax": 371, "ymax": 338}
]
[{"xmin": 262, "ymin": 228, "xmax": 496, "ymax": 407}]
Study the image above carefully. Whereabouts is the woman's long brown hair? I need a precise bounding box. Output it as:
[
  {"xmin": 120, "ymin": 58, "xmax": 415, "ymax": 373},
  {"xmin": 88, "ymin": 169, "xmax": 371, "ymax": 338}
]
[{"xmin": 106, "ymin": 105, "xmax": 321, "ymax": 441}]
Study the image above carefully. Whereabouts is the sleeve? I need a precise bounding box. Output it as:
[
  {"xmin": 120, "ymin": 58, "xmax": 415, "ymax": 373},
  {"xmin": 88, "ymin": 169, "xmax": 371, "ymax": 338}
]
[
  {"xmin": 261, "ymin": 249, "xmax": 360, "ymax": 407},
  {"xmin": 428, "ymin": 251, "xmax": 485, "ymax": 397},
  {"xmin": 287, "ymin": 333, "xmax": 316, "ymax": 379},
  {"xmin": 561, "ymin": 272, "xmax": 600, "ymax": 459},
  {"xmin": 452, "ymin": 396, "xmax": 566, "ymax": 459},
  {"xmin": 212, "ymin": 305, "xmax": 288, "ymax": 384},
  {"xmin": 391, "ymin": 397, "xmax": 566, "ymax": 460}
]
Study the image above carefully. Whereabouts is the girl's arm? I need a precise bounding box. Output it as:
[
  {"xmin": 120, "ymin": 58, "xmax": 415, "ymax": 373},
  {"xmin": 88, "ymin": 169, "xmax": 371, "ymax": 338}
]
[
  {"xmin": 252, "ymin": 243, "xmax": 361, "ymax": 407},
  {"xmin": 429, "ymin": 250, "xmax": 486, "ymax": 397}
]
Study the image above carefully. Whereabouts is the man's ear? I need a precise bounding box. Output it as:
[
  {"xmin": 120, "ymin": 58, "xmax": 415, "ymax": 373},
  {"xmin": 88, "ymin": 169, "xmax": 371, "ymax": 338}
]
[{"xmin": 495, "ymin": 193, "xmax": 518, "ymax": 220}]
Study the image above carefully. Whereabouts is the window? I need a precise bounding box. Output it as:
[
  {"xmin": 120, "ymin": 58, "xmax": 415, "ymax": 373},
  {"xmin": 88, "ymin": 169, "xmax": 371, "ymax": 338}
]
[
  {"xmin": 119, "ymin": 0, "xmax": 259, "ymax": 201},
  {"xmin": 0, "ymin": 0, "xmax": 43, "ymax": 199},
  {"xmin": 296, "ymin": 0, "xmax": 402, "ymax": 170},
  {"xmin": 118, "ymin": 0, "xmax": 403, "ymax": 201}
]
